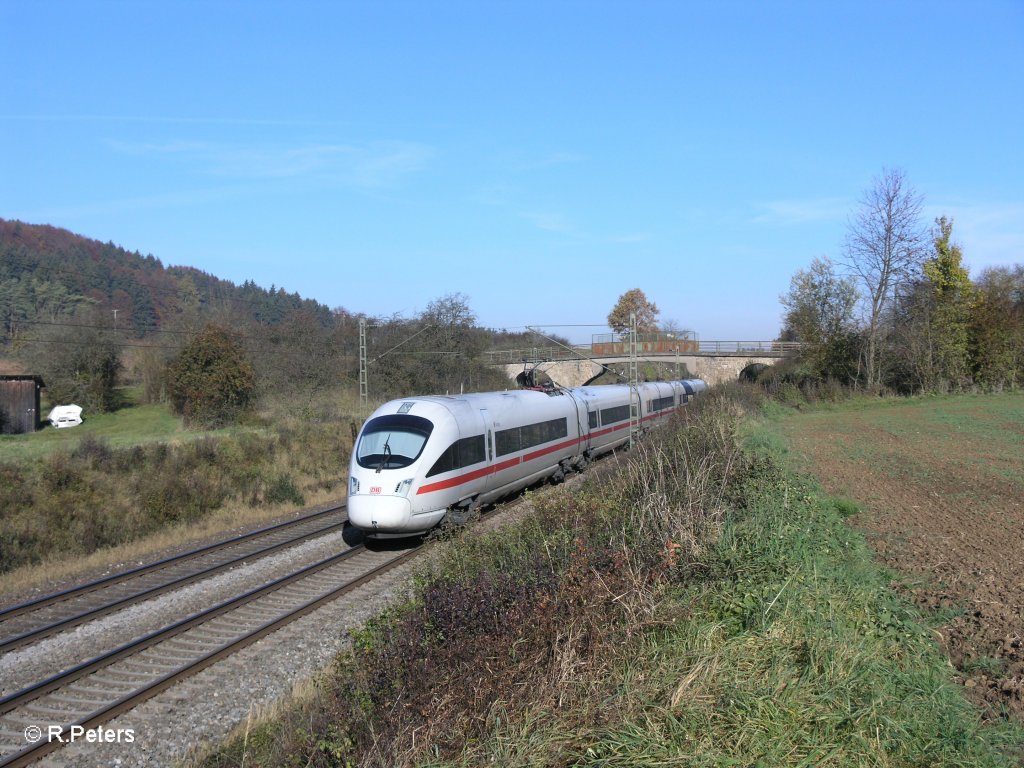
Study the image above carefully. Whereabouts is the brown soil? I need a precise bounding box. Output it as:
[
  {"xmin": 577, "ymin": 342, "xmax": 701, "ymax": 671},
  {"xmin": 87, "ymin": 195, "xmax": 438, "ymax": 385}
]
[{"xmin": 781, "ymin": 400, "xmax": 1024, "ymax": 723}]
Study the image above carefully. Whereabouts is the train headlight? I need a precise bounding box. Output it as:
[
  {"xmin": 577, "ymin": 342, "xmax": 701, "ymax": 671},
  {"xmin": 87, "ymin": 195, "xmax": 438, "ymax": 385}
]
[
  {"xmin": 349, "ymin": 477, "xmax": 360, "ymax": 496},
  {"xmin": 394, "ymin": 478, "xmax": 414, "ymax": 497}
]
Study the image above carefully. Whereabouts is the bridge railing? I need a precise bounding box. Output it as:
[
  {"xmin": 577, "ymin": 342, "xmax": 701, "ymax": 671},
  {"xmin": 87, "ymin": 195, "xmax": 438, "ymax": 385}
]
[
  {"xmin": 696, "ymin": 341, "xmax": 803, "ymax": 355},
  {"xmin": 483, "ymin": 346, "xmax": 592, "ymax": 364},
  {"xmin": 483, "ymin": 341, "xmax": 801, "ymax": 364}
]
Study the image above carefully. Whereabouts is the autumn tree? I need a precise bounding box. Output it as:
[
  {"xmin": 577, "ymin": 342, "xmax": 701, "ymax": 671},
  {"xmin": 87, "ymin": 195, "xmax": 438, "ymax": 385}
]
[
  {"xmin": 608, "ymin": 289, "xmax": 660, "ymax": 335},
  {"xmin": 368, "ymin": 294, "xmax": 507, "ymax": 399},
  {"xmin": 842, "ymin": 168, "xmax": 927, "ymax": 386},
  {"xmin": 884, "ymin": 217, "xmax": 975, "ymax": 393},
  {"xmin": 253, "ymin": 309, "xmax": 342, "ymax": 411},
  {"xmin": 167, "ymin": 324, "xmax": 256, "ymax": 428},
  {"xmin": 420, "ymin": 293, "xmax": 496, "ymax": 394},
  {"xmin": 779, "ymin": 256, "xmax": 860, "ymax": 381},
  {"xmin": 660, "ymin": 318, "xmax": 695, "ymax": 339},
  {"xmin": 22, "ymin": 308, "xmax": 122, "ymax": 412},
  {"xmin": 422, "ymin": 292, "xmax": 480, "ymax": 354},
  {"xmin": 923, "ymin": 216, "xmax": 973, "ymax": 386},
  {"xmin": 969, "ymin": 266, "xmax": 1024, "ymax": 389}
]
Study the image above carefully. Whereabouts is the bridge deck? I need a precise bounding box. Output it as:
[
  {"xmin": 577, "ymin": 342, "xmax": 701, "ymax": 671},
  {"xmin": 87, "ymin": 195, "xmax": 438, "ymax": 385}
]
[{"xmin": 484, "ymin": 341, "xmax": 798, "ymax": 364}]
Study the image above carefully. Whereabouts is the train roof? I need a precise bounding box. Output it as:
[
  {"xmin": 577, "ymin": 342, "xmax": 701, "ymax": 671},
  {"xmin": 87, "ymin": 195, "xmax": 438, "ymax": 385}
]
[{"xmin": 373, "ymin": 379, "xmax": 706, "ymax": 419}]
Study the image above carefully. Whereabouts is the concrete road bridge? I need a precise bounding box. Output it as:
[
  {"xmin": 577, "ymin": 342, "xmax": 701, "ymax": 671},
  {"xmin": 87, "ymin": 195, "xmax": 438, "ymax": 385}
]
[{"xmin": 484, "ymin": 341, "xmax": 800, "ymax": 388}]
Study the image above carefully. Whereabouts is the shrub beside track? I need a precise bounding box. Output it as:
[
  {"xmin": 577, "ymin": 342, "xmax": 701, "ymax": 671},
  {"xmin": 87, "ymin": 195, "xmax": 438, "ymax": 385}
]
[{"xmin": 0, "ymin": 422, "xmax": 352, "ymax": 576}]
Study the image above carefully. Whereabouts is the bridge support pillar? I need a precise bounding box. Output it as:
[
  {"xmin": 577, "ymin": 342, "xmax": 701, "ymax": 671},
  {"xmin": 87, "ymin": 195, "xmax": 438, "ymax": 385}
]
[
  {"xmin": 503, "ymin": 360, "xmax": 604, "ymax": 388},
  {"xmin": 499, "ymin": 355, "xmax": 781, "ymax": 387}
]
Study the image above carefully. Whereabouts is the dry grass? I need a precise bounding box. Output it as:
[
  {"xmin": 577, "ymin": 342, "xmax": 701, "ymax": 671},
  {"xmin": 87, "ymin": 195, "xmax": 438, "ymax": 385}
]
[
  {"xmin": 0, "ymin": 486, "xmax": 341, "ymax": 604},
  {"xmin": 0, "ymin": 395, "xmax": 364, "ymax": 597}
]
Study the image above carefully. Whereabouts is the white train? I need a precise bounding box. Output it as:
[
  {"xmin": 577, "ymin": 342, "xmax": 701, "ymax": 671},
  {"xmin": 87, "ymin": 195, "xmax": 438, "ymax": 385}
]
[{"xmin": 347, "ymin": 379, "xmax": 708, "ymax": 537}]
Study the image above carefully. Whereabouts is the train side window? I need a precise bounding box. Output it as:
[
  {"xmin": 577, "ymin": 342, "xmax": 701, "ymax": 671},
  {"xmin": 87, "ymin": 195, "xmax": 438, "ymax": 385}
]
[
  {"xmin": 426, "ymin": 435, "xmax": 486, "ymax": 477},
  {"xmin": 521, "ymin": 422, "xmax": 541, "ymax": 448},
  {"xmin": 496, "ymin": 427, "xmax": 521, "ymax": 456},
  {"xmin": 427, "ymin": 442, "xmax": 458, "ymax": 477},
  {"xmin": 523, "ymin": 418, "xmax": 566, "ymax": 449},
  {"xmin": 600, "ymin": 404, "xmax": 630, "ymax": 424},
  {"xmin": 460, "ymin": 435, "xmax": 486, "ymax": 466},
  {"xmin": 588, "ymin": 411, "xmax": 598, "ymax": 429},
  {"xmin": 651, "ymin": 395, "xmax": 674, "ymax": 412},
  {"xmin": 496, "ymin": 417, "xmax": 566, "ymax": 455},
  {"xmin": 545, "ymin": 417, "xmax": 567, "ymax": 442}
]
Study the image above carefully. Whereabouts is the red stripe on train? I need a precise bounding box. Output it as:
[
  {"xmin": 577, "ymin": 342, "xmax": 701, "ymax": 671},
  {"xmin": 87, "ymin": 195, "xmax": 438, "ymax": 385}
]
[
  {"xmin": 415, "ymin": 409, "xmax": 678, "ymax": 496},
  {"xmin": 416, "ymin": 456, "xmax": 520, "ymax": 495}
]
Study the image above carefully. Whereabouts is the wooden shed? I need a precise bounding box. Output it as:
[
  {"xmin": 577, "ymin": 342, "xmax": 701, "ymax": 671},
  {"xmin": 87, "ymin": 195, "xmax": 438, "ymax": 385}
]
[{"xmin": 0, "ymin": 375, "xmax": 45, "ymax": 434}]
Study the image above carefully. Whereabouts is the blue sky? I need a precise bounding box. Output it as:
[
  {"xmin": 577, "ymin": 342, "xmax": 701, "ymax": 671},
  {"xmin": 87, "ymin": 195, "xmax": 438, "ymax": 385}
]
[{"xmin": 3, "ymin": 1, "xmax": 1022, "ymax": 342}]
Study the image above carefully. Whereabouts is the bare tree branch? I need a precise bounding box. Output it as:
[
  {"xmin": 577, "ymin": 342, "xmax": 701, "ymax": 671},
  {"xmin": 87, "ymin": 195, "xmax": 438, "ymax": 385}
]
[{"xmin": 841, "ymin": 168, "xmax": 927, "ymax": 385}]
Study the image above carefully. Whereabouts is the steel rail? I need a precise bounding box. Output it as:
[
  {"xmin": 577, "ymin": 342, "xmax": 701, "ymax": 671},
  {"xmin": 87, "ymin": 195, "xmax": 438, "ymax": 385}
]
[
  {"xmin": 0, "ymin": 544, "xmax": 420, "ymax": 768},
  {"xmin": 0, "ymin": 502, "xmax": 345, "ymax": 621},
  {"xmin": 0, "ymin": 544, "xmax": 365, "ymax": 714},
  {"xmin": 0, "ymin": 503, "xmax": 347, "ymax": 653}
]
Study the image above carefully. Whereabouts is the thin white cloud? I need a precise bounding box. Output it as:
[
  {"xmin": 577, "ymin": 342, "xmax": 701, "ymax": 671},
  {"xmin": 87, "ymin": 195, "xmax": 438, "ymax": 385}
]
[
  {"xmin": 346, "ymin": 142, "xmax": 435, "ymax": 188},
  {"xmin": 514, "ymin": 151, "xmax": 586, "ymax": 172},
  {"xmin": 751, "ymin": 198, "xmax": 850, "ymax": 225},
  {"xmin": 610, "ymin": 232, "xmax": 652, "ymax": 244},
  {"xmin": 107, "ymin": 139, "xmax": 434, "ymax": 188},
  {"xmin": 498, "ymin": 150, "xmax": 587, "ymax": 174},
  {"xmin": 520, "ymin": 211, "xmax": 572, "ymax": 232},
  {"xmin": 107, "ymin": 139, "xmax": 211, "ymax": 156},
  {"xmin": 7, "ymin": 186, "xmax": 248, "ymax": 221}
]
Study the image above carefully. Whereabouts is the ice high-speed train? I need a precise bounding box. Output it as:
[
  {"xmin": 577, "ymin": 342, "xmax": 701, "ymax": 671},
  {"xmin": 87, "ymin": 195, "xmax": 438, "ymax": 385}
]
[{"xmin": 347, "ymin": 379, "xmax": 707, "ymax": 537}]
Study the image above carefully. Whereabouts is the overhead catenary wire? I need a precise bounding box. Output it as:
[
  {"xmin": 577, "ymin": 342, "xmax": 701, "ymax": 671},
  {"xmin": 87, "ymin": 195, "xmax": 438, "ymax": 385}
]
[{"xmin": 367, "ymin": 324, "xmax": 434, "ymax": 365}]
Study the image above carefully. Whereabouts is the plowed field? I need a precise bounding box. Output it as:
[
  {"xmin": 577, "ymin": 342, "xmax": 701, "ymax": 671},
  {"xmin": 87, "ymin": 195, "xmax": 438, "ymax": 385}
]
[{"xmin": 780, "ymin": 393, "xmax": 1024, "ymax": 722}]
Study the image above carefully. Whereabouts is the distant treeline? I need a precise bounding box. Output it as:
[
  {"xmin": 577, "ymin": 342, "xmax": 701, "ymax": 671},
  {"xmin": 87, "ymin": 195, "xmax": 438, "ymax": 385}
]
[
  {"xmin": 0, "ymin": 221, "xmax": 565, "ymax": 417},
  {"xmin": 0, "ymin": 218, "xmax": 333, "ymax": 344}
]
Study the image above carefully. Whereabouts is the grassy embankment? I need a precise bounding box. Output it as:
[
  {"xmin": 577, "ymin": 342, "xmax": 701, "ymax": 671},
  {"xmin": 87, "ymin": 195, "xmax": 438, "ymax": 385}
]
[
  {"xmin": 194, "ymin": 387, "xmax": 1022, "ymax": 768},
  {"xmin": 0, "ymin": 388, "xmax": 375, "ymax": 595}
]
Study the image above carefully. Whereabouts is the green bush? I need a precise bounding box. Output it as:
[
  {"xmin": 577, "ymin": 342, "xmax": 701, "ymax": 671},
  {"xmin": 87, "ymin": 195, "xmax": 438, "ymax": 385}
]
[
  {"xmin": 0, "ymin": 422, "xmax": 353, "ymax": 574},
  {"xmin": 167, "ymin": 324, "xmax": 256, "ymax": 428},
  {"xmin": 264, "ymin": 473, "xmax": 304, "ymax": 506}
]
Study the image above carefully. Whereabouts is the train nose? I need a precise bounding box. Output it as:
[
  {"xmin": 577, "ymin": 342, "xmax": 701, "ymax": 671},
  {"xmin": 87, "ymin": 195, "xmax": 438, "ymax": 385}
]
[{"xmin": 348, "ymin": 495, "xmax": 414, "ymax": 533}]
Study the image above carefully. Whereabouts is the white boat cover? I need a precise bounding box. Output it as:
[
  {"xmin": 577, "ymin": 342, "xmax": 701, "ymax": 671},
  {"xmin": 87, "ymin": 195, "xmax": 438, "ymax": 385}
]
[{"xmin": 48, "ymin": 404, "xmax": 83, "ymax": 428}]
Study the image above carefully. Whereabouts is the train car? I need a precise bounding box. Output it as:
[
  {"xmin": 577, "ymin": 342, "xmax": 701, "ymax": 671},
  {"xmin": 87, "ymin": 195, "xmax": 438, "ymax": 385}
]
[{"xmin": 347, "ymin": 379, "xmax": 707, "ymax": 537}]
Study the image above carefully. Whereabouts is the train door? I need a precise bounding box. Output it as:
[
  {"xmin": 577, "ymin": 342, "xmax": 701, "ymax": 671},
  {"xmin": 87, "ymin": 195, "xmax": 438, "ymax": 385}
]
[
  {"xmin": 479, "ymin": 408, "xmax": 495, "ymax": 492},
  {"xmin": 629, "ymin": 384, "xmax": 641, "ymax": 446},
  {"xmin": 569, "ymin": 390, "xmax": 593, "ymax": 457}
]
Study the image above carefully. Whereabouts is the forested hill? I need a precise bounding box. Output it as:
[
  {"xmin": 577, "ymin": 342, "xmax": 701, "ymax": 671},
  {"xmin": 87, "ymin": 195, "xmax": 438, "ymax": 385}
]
[{"xmin": 0, "ymin": 218, "xmax": 333, "ymax": 342}]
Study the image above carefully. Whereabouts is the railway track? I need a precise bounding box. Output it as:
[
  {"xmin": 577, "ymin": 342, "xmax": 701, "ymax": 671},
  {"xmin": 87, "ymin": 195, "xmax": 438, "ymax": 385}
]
[
  {"xmin": 0, "ymin": 482, "xmax": 546, "ymax": 765},
  {"xmin": 0, "ymin": 541, "xmax": 419, "ymax": 767},
  {"xmin": 0, "ymin": 503, "xmax": 348, "ymax": 654}
]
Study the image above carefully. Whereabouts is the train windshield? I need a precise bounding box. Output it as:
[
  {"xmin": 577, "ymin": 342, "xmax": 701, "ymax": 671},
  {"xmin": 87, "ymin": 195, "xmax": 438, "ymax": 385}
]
[{"xmin": 356, "ymin": 414, "xmax": 434, "ymax": 470}]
